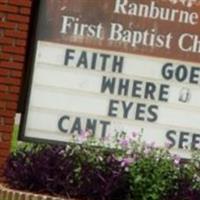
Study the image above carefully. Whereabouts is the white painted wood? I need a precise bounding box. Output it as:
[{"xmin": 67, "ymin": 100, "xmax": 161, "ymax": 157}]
[
  {"xmin": 36, "ymin": 41, "xmax": 200, "ymax": 86},
  {"xmin": 23, "ymin": 41, "xmax": 200, "ymax": 158},
  {"xmin": 34, "ymin": 63, "xmax": 200, "ymax": 108},
  {"xmin": 27, "ymin": 85, "xmax": 200, "ymax": 130}
]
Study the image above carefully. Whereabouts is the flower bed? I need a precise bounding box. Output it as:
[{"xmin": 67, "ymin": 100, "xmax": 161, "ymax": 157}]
[{"xmin": 4, "ymin": 132, "xmax": 200, "ymax": 200}]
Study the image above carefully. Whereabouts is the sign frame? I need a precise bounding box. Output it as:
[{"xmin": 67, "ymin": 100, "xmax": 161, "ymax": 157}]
[
  {"xmin": 18, "ymin": 1, "xmax": 65, "ymax": 145},
  {"xmin": 18, "ymin": 0, "xmax": 200, "ymax": 156}
]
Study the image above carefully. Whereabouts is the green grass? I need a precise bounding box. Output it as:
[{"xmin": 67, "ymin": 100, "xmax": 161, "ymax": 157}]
[
  {"xmin": 11, "ymin": 125, "xmax": 33, "ymax": 152},
  {"xmin": 11, "ymin": 125, "xmax": 19, "ymax": 151}
]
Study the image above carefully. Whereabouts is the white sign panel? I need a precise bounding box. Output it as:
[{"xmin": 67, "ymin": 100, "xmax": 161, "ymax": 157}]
[{"xmin": 22, "ymin": 41, "xmax": 200, "ymax": 157}]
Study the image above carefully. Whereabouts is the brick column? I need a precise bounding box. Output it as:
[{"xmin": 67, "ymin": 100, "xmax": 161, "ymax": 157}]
[{"xmin": 0, "ymin": 0, "xmax": 32, "ymax": 181}]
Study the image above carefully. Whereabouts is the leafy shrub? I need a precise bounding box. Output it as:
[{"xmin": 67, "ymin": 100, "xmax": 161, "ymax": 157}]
[
  {"xmin": 76, "ymin": 147, "xmax": 129, "ymax": 200},
  {"xmin": 167, "ymin": 152, "xmax": 200, "ymax": 200},
  {"xmin": 4, "ymin": 132, "xmax": 200, "ymax": 200},
  {"xmin": 4, "ymin": 143, "xmax": 128, "ymax": 200},
  {"xmin": 5, "ymin": 144, "xmax": 80, "ymax": 196},
  {"xmin": 128, "ymin": 148, "xmax": 179, "ymax": 200}
]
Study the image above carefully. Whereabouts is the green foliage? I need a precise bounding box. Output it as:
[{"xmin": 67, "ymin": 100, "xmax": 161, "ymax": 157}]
[
  {"xmin": 11, "ymin": 125, "xmax": 19, "ymax": 151},
  {"xmin": 188, "ymin": 150, "xmax": 200, "ymax": 191},
  {"xmin": 128, "ymin": 149, "xmax": 179, "ymax": 200},
  {"xmin": 7, "ymin": 130, "xmax": 200, "ymax": 200}
]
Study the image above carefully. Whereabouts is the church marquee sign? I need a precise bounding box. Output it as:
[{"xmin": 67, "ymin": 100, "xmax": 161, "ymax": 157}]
[{"xmin": 20, "ymin": 0, "xmax": 200, "ymax": 157}]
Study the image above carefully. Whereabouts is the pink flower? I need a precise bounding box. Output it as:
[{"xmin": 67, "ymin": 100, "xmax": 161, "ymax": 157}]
[
  {"xmin": 173, "ymin": 155, "xmax": 181, "ymax": 165},
  {"xmin": 127, "ymin": 131, "xmax": 138, "ymax": 143},
  {"xmin": 146, "ymin": 142, "xmax": 155, "ymax": 149},
  {"xmin": 165, "ymin": 141, "xmax": 173, "ymax": 149},
  {"xmin": 80, "ymin": 130, "xmax": 85, "ymax": 137},
  {"xmin": 132, "ymin": 131, "xmax": 138, "ymax": 138},
  {"xmin": 143, "ymin": 147, "xmax": 151, "ymax": 155},
  {"xmin": 78, "ymin": 129, "xmax": 92, "ymax": 142},
  {"xmin": 101, "ymin": 134, "xmax": 110, "ymax": 142},
  {"xmin": 121, "ymin": 157, "xmax": 135, "ymax": 167},
  {"xmin": 119, "ymin": 139, "xmax": 129, "ymax": 149}
]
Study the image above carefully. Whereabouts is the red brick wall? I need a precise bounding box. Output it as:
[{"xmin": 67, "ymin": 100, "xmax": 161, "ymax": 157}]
[{"xmin": 0, "ymin": 0, "xmax": 32, "ymax": 181}]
